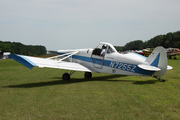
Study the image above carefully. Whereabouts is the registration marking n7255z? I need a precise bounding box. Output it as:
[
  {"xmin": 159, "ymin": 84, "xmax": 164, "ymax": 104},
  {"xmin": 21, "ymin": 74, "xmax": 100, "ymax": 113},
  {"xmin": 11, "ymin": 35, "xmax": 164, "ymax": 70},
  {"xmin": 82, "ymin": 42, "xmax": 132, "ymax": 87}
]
[{"xmin": 109, "ymin": 61, "xmax": 136, "ymax": 72}]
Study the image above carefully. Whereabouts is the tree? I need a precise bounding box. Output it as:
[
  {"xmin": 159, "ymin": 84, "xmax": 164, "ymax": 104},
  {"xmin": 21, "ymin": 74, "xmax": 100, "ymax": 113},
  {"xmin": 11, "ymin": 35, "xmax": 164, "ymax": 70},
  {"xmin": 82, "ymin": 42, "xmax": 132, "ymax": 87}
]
[
  {"xmin": 0, "ymin": 41, "xmax": 47, "ymax": 56},
  {"xmin": 124, "ymin": 40, "xmax": 144, "ymax": 50}
]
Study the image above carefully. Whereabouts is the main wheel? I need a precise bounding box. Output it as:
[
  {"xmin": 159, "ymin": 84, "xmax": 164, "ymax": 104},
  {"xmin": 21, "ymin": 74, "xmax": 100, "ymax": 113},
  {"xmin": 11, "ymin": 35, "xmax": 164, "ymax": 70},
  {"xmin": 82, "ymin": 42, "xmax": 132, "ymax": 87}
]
[
  {"xmin": 62, "ymin": 73, "xmax": 70, "ymax": 80},
  {"xmin": 84, "ymin": 72, "xmax": 92, "ymax": 79},
  {"xmin": 161, "ymin": 79, "xmax": 166, "ymax": 82}
]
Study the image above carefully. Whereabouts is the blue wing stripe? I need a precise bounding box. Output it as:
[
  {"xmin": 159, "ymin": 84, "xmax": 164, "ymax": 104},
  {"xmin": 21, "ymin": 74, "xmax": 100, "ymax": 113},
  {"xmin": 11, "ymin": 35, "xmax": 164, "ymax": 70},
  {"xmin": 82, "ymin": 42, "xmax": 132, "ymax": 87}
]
[{"xmin": 8, "ymin": 54, "xmax": 37, "ymax": 69}]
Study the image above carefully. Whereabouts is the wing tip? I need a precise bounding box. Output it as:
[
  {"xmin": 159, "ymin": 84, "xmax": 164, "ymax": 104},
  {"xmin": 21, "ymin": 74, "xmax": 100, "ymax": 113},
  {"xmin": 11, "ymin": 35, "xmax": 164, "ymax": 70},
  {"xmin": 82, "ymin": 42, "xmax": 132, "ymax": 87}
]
[{"xmin": 9, "ymin": 54, "xmax": 37, "ymax": 69}]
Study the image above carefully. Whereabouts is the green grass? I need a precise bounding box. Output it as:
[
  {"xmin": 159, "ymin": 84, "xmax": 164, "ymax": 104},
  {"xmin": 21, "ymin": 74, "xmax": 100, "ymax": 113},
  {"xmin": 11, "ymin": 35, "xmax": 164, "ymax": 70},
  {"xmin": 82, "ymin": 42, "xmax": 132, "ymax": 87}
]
[{"xmin": 0, "ymin": 58, "xmax": 180, "ymax": 119}]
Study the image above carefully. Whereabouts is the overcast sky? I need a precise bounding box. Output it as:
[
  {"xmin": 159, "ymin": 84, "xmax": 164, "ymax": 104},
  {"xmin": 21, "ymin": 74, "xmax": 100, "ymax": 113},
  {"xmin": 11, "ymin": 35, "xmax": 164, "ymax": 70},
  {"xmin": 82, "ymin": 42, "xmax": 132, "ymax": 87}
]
[{"xmin": 0, "ymin": 0, "xmax": 180, "ymax": 50}]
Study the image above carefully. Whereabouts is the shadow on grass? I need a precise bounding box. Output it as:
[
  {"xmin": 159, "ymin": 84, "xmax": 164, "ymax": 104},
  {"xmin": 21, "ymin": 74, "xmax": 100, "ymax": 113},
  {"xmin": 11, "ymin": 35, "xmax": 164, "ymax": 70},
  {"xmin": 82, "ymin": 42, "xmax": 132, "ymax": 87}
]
[
  {"xmin": 132, "ymin": 80, "xmax": 158, "ymax": 85},
  {"xmin": 4, "ymin": 74, "xmax": 158, "ymax": 88}
]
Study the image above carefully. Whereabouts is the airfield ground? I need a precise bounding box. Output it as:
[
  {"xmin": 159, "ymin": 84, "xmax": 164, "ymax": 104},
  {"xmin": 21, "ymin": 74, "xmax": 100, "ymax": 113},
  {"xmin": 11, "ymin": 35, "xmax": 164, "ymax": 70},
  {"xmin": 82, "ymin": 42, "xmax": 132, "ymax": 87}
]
[{"xmin": 0, "ymin": 57, "xmax": 180, "ymax": 119}]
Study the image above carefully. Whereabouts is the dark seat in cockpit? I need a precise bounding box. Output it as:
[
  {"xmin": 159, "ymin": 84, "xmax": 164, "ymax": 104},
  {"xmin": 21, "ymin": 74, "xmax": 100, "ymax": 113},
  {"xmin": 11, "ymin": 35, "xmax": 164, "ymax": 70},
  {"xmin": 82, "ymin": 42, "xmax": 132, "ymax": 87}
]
[{"xmin": 92, "ymin": 48, "xmax": 101, "ymax": 56}]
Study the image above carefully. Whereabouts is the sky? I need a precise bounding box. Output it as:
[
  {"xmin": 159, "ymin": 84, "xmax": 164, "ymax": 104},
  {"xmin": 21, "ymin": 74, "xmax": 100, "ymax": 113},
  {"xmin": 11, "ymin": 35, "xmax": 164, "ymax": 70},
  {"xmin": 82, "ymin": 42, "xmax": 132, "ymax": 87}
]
[{"xmin": 0, "ymin": 0, "xmax": 180, "ymax": 50}]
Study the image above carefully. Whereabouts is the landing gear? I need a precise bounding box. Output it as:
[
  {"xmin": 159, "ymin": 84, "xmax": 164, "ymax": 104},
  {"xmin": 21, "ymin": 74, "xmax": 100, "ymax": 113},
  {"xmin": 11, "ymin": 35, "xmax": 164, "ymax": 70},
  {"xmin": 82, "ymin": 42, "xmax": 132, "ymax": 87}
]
[
  {"xmin": 62, "ymin": 71, "xmax": 92, "ymax": 80},
  {"xmin": 62, "ymin": 70, "xmax": 75, "ymax": 80},
  {"xmin": 169, "ymin": 56, "xmax": 177, "ymax": 59},
  {"xmin": 84, "ymin": 72, "xmax": 92, "ymax": 79},
  {"xmin": 62, "ymin": 73, "xmax": 70, "ymax": 80},
  {"xmin": 153, "ymin": 75, "xmax": 165, "ymax": 82}
]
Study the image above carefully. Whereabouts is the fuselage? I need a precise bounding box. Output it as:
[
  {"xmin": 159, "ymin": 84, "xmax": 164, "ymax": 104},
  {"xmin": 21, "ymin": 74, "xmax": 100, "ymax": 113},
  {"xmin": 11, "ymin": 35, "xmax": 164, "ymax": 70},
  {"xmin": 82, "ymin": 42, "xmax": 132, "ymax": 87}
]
[{"xmin": 57, "ymin": 48, "xmax": 155, "ymax": 76}]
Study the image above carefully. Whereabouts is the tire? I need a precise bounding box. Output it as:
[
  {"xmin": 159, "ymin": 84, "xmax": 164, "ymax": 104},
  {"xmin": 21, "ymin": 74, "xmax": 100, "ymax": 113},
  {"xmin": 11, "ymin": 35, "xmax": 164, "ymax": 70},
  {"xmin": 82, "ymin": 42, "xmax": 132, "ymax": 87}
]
[
  {"xmin": 62, "ymin": 73, "xmax": 70, "ymax": 80},
  {"xmin": 84, "ymin": 72, "xmax": 92, "ymax": 79}
]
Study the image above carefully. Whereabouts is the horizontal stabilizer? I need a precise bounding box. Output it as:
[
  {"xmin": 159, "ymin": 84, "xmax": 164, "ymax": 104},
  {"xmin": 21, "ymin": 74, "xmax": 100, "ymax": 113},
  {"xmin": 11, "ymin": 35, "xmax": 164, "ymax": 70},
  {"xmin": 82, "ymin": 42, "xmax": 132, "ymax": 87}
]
[
  {"xmin": 167, "ymin": 65, "xmax": 173, "ymax": 70},
  {"xmin": 9, "ymin": 54, "xmax": 91, "ymax": 72},
  {"xmin": 138, "ymin": 64, "xmax": 161, "ymax": 71}
]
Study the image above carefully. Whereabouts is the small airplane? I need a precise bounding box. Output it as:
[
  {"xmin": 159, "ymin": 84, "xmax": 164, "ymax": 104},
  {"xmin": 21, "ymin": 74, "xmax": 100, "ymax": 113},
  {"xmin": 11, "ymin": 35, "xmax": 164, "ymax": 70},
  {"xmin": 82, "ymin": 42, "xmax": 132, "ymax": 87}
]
[
  {"xmin": 9, "ymin": 42, "xmax": 173, "ymax": 82},
  {"xmin": 134, "ymin": 50, "xmax": 144, "ymax": 56},
  {"xmin": 143, "ymin": 48, "xmax": 154, "ymax": 57},
  {"xmin": 166, "ymin": 48, "xmax": 180, "ymax": 59}
]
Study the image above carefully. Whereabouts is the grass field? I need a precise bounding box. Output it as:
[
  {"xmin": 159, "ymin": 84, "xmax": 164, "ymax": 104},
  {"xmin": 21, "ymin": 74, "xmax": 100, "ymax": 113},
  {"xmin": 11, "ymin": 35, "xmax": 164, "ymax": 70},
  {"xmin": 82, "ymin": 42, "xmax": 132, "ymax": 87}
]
[{"xmin": 0, "ymin": 57, "xmax": 180, "ymax": 119}]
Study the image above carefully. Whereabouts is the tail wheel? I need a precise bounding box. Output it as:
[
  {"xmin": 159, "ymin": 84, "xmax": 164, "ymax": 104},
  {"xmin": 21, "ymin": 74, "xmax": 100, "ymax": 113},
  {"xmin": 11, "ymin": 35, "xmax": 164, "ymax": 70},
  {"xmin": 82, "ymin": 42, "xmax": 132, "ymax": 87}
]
[
  {"xmin": 62, "ymin": 73, "xmax": 70, "ymax": 80},
  {"xmin": 84, "ymin": 72, "xmax": 92, "ymax": 78}
]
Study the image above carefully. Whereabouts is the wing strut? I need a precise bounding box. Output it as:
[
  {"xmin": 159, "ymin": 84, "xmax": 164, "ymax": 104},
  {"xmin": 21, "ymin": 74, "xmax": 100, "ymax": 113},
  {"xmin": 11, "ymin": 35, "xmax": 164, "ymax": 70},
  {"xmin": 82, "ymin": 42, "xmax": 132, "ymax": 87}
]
[
  {"xmin": 59, "ymin": 51, "xmax": 79, "ymax": 62},
  {"xmin": 47, "ymin": 51, "xmax": 79, "ymax": 62}
]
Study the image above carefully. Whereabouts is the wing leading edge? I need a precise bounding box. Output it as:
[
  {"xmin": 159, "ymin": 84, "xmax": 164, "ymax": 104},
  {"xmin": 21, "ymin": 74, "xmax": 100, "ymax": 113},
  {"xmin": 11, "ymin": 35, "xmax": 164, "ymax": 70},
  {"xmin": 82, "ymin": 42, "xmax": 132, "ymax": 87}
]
[{"xmin": 9, "ymin": 54, "xmax": 91, "ymax": 72}]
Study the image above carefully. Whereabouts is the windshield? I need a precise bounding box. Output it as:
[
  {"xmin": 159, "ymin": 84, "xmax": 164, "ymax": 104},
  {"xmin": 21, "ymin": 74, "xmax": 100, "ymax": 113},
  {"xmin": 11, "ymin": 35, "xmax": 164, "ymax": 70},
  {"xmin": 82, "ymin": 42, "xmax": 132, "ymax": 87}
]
[{"xmin": 106, "ymin": 46, "xmax": 115, "ymax": 54}]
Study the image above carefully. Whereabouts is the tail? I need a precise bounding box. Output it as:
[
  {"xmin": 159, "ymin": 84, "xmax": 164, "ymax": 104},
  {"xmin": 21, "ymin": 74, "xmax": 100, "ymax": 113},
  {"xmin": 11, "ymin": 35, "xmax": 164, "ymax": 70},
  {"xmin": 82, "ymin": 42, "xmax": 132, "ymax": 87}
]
[{"xmin": 145, "ymin": 46, "xmax": 170, "ymax": 77}]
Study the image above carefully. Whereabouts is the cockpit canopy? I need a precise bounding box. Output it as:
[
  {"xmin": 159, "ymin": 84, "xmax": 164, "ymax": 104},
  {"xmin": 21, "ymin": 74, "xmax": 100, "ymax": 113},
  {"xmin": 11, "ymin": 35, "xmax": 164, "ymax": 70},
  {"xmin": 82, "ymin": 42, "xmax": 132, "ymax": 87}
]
[{"xmin": 92, "ymin": 42, "xmax": 117, "ymax": 56}]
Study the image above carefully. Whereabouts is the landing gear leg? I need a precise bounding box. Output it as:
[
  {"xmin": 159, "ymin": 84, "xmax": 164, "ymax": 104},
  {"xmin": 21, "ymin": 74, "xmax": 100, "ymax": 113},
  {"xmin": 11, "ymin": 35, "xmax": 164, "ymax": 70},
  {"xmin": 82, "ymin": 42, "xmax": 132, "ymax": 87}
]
[
  {"xmin": 153, "ymin": 75, "xmax": 165, "ymax": 82},
  {"xmin": 84, "ymin": 72, "xmax": 92, "ymax": 79},
  {"xmin": 62, "ymin": 70, "xmax": 76, "ymax": 80}
]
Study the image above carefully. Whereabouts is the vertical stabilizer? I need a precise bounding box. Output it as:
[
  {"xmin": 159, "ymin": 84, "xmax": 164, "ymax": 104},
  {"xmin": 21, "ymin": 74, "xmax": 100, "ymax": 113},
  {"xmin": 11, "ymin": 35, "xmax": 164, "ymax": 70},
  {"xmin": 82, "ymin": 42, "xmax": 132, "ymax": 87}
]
[{"xmin": 146, "ymin": 46, "xmax": 167, "ymax": 77}]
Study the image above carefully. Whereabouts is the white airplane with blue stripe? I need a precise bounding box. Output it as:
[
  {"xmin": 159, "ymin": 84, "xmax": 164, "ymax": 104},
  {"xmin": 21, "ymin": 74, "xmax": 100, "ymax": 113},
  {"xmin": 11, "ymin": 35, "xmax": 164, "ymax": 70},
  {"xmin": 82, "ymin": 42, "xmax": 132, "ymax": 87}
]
[{"xmin": 9, "ymin": 42, "xmax": 172, "ymax": 82}]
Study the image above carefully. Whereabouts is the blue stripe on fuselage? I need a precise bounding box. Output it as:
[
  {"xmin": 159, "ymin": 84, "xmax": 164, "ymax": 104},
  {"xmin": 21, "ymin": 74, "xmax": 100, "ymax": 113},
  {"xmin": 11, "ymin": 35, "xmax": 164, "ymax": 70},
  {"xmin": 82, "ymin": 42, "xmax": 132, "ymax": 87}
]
[{"xmin": 57, "ymin": 52, "xmax": 154, "ymax": 76}]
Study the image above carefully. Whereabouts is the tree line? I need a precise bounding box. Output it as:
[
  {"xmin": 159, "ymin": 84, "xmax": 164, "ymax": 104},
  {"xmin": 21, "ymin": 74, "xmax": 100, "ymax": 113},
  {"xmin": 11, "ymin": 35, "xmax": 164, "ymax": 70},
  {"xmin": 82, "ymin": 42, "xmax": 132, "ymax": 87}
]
[
  {"xmin": 115, "ymin": 31, "xmax": 180, "ymax": 51},
  {"xmin": 0, "ymin": 41, "xmax": 47, "ymax": 56}
]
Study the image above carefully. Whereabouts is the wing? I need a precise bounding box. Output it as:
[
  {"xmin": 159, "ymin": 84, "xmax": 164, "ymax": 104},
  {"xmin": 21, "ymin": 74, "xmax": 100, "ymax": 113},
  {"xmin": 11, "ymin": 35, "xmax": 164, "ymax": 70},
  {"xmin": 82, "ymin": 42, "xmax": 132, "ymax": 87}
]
[{"xmin": 8, "ymin": 54, "xmax": 91, "ymax": 72}]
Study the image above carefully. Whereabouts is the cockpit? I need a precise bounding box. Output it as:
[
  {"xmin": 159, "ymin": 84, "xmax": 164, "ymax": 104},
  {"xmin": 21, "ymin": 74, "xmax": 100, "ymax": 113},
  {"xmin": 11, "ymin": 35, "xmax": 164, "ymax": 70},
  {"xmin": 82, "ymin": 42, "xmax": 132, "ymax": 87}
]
[{"xmin": 92, "ymin": 42, "xmax": 117, "ymax": 56}]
